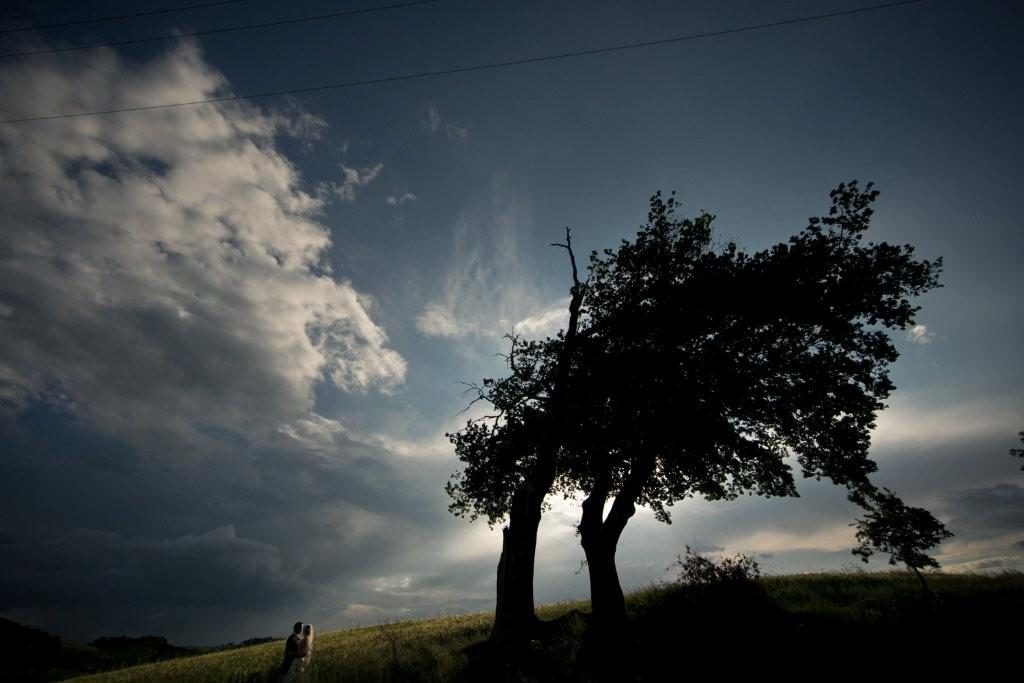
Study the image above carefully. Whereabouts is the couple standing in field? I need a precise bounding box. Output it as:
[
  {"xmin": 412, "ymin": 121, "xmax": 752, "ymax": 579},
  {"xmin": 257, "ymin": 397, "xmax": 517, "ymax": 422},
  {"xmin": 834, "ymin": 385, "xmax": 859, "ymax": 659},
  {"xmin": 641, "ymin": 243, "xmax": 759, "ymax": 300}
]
[{"xmin": 279, "ymin": 621, "xmax": 314, "ymax": 680}]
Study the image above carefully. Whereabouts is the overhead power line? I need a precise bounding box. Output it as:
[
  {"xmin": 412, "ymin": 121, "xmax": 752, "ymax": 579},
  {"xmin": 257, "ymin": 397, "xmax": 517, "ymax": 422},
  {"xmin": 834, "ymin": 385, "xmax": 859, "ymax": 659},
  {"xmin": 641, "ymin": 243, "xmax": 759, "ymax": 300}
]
[
  {"xmin": 0, "ymin": 0, "xmax": 927, "ymax": 125},
  {"xmin": 1, "ymin": 0, "xmax": 442, "ymax": 59},
  {"xmin": 0, "ymin": 0, "xmax": 255, "ymax": 35}
]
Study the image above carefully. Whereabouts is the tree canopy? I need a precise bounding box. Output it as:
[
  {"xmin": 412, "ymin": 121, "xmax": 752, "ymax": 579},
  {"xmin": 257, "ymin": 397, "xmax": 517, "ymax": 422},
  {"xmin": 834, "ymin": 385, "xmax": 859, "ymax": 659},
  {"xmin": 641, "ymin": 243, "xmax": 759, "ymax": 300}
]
[
  {"xmin": 576, "ymin": 182, "xmax": 942, "ymax": 507},
  {"xmin": 852, "ymin": 487, "xmax": 954, "ymax": 573}
]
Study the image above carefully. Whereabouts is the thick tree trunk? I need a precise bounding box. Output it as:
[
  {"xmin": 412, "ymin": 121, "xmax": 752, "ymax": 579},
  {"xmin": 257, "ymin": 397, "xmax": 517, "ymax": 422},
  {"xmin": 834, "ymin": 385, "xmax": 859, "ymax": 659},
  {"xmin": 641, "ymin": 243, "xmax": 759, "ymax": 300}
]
[
  {"xmin": 579, "ymin": 455, "xmax": 655, "ymax": 638},
  {"xmin": 581, "ymin": 493, "xmax": 634, "ymax": 635},
  {"xmin": 582, "ymin": 527, "xmax": 628, "ymax": 629},
  {"xmin": 490, "ymin": 482, "xmax": 546, "ymax": 645},
  {"xmin": 578, "ymin": 478, "xmax": 636, "ymax": 682},
  {"xmin": 490, "ymin": 229, "xmax": 585, "ymax": 649}
]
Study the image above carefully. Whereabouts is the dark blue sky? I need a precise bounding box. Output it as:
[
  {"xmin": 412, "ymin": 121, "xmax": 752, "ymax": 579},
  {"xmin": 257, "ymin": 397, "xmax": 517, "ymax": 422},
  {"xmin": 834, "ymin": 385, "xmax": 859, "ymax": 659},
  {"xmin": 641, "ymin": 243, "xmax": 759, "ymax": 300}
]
[{"xmin": 1, "ymin": 0, "xmax": 1021, "ymax": 644}]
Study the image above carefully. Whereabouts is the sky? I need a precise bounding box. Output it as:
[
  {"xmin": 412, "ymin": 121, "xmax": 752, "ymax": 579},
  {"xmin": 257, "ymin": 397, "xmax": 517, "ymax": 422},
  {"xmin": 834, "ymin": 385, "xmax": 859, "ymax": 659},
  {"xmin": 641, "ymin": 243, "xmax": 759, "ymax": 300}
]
[{"xmin": 0, "ymin": 0, "xmax": 1022, "ymax": 645}]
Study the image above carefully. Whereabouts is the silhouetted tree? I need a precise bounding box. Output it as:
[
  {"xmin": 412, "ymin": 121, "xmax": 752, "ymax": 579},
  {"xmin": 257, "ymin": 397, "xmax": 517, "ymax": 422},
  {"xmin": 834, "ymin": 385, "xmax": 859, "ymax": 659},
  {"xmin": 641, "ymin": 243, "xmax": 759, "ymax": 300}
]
[
  {"xmin": 852, "ymin": 487, "xmax": 954, "ymax": 594},
  {"xmin": 446, "ymin": 182, "xmax": 951, "ymax": 650},
  {"xmin": 568, "ymin": 182, "xmax": 949, "ymax": 637},
  {"xmin": 446, "ymin": 232, "xmax": 586, "ymax": 648}
]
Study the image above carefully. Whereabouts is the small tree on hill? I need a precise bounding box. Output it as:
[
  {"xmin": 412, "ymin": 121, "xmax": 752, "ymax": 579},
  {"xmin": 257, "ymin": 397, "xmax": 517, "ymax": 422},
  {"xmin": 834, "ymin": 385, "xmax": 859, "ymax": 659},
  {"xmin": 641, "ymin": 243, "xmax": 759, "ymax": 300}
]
[{"xmin": 852, "ymin": 487, "xmax": 954, "ymax": 594}]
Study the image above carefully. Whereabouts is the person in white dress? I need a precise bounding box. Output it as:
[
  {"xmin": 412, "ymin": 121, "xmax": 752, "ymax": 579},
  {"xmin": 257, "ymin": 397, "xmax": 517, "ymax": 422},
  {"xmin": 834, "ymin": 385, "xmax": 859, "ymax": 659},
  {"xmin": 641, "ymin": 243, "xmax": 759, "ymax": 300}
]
[{"xmin": 283, "ymin": 623, "xmax": 313, "ymax": 680}]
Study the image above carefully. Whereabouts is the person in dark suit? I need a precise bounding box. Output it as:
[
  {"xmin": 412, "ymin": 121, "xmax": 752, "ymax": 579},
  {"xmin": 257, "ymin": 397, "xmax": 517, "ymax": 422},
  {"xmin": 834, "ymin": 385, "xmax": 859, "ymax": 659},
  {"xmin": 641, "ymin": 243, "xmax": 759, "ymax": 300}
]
[{"xmin": 279, "ymin": 622, "xmax": 303, "ymax": 678}]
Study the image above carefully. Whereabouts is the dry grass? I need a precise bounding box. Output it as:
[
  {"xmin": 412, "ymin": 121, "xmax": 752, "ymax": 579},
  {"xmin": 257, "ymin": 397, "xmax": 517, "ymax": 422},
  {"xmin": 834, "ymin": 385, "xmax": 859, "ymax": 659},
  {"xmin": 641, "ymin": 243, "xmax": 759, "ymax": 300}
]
[{"xmin": 71, "ymin": 571, "xmax": 1023, "ymax": 681}]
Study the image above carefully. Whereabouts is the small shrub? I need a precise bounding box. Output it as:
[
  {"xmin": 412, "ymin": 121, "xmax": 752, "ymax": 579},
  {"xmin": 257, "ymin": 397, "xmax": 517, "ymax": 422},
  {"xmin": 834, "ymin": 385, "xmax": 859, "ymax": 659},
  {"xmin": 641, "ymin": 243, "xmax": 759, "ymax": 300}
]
[{"xmin": 669, "ymin": 545, "xmax": 761, "ymax": 586}]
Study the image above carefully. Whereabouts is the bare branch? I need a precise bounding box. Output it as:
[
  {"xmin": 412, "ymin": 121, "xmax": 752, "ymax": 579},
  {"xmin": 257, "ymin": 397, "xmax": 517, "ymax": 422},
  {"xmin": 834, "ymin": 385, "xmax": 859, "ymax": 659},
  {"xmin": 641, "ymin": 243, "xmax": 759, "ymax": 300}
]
[
  {"xmin": 503, "ymin": 333, "xmax": 521, "ymax": 374},
  {"xmin": 453, "ymin": 380, "xmax": 491, "ymax": 417},
  {"xmin": 550, "ymin": 226, "xmax": 581, "ymax": 288}
]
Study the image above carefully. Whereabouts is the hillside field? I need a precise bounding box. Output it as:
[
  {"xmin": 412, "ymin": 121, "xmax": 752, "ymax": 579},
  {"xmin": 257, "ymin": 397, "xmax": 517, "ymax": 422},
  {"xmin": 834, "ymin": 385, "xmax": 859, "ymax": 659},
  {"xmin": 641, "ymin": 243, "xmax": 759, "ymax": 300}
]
[{"xmin": 68, "ymin": 571, "xmax": 1022, "ymax": 682}]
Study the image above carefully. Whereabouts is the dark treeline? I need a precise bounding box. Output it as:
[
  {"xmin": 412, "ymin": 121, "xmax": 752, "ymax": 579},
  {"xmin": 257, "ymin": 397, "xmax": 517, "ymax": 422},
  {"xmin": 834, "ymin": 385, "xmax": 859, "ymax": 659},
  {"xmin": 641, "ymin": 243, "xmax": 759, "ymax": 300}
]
[{"xmin": 0, "ymin": 616, "xmax": 281, "ymax": 681}]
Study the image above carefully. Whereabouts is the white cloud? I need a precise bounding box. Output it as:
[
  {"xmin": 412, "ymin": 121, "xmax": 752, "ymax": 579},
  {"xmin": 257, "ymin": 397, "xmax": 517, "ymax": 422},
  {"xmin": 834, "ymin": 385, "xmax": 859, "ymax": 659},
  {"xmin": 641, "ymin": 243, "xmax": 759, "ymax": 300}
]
[
  {"xmin": 445, "ymin": 123, "xmax": 469, "ymax": 140},
  {"xmin": 0, "ymin": 41, "xmax": 514, "ymax": 645},
  {"xmin": 907, "ymin": 324, "xmax": 934, "ymax": 344},
  {"xmin": 424, "ymin": 104, "xmax": 468, "ymax": 140},
  {"xmin": 0, "ymin": 42, "xmax": 405, "ymax": 442},
  {"xmin": 276, "ymin": 108, "xmax": 328, "ymax": 144},
  {"xmin": 871, "ymin": 395, "xmax": 1020, "ymax": 450},
  {"xmin": 415, "ymin": 181, "xmax": 561, "ymax": 341},
  {"xmin": 326, "ymin": 162, "xmax": 384, "ymax": 203},
  {"xmin": 280, "ymin": 412, "xmax": 451, "ymax": 458},
  {"xmin": 278, "ymin": 414, "xmax": 348, "ymax": 450},
  {"xmin": 930, "ymin": 529, "xmax": 1024, "ymax": 573},
  {"xmin": 724, "ymin": 523, "xmax": 856, "ymax": 554},
  {"xmin": 386, "ymin": 192, "xmax": 417, "ymax": 206},
  {"xmin": 425, "ymin": 104, "xmax": 441, "ymax": 133},
  {"xmin": 512, "ymin": 298, "xmax": 571, "ymax": 338},
  {"xmin": 415, "ymin": 302, "xmax": 475, "ymax": 338}
]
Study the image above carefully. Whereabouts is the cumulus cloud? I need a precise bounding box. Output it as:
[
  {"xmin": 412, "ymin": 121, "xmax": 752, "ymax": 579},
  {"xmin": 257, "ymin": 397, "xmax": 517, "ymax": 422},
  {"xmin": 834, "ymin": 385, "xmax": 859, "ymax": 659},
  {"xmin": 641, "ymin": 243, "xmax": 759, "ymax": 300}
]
[
  {"xmin": 0, "ymin": 43, "xmax": 471, "ymax": 643},
  {"xmin": 0, "ymin": 41, "xmax": 405, "ymax": 442},
  {"xmin": 907, "ymin": 323, "xmax": 934, "ymax": 344}
]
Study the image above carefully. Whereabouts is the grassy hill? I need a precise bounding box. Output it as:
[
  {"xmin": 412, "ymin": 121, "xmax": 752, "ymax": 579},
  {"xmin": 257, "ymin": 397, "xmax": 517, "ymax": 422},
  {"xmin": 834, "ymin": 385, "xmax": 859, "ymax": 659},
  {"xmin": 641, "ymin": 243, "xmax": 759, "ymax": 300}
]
[{"xmin": 66, "ymin": 571, "xmax": 1021, "ymax": 682}]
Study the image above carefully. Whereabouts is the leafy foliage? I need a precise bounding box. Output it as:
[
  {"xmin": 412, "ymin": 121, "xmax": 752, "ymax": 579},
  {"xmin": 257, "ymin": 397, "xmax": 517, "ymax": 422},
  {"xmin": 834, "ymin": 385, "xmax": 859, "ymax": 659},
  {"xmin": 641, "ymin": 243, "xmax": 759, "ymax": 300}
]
[
  {"xmin": 444, "ymin": 335, "xmax": 556, "ymax": 524},
  {"xmin": 571, "ymin": 182, "xmax": 944, "ymax": 520},
  {"xmin": 852, "ymin": 487, "xmax": 954, "ymax": 570},
  {"xmin": 669, "ymin": 545, "xmax": 762, "ymax": 586}
]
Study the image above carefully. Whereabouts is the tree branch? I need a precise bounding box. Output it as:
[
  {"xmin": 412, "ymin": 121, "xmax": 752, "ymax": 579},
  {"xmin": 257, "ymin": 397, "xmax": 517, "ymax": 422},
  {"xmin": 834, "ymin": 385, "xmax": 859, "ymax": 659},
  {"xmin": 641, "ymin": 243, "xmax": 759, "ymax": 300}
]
[{"xmin": 550, "ymin": 226, "xmax": 581, "ymax": 289}]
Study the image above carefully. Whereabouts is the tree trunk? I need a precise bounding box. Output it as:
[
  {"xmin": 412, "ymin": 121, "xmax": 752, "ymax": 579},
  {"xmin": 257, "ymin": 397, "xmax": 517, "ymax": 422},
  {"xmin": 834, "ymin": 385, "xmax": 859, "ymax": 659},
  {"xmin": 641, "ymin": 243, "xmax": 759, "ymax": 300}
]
[
  {"xmin": 579, "ymin": 466, "xmax": 625, "ymax": 633},
  {"xmin": 911, "ymin": 565, "xmax": 931, "ymax": 598},
  {"xmin": 581, "ymin": 494, "xmax": 634, "ymax": 635},
  {"xmin": 582, "ymin": 525, "xmax": 628, "ymax": 630},
  {"xmin": 578, "ymin": 475, "xmax": 637, "ymax": 682},
  {"xmin": 490, "ymin": 229, "xmax": 585, "ymax": 648},
  {"xmin": 490, "ymin": 482, "xmax": 546, "ymax": 645},
  {"xmin": 579, "ymin": 455, "xmax": 655, "ymax": 639}
]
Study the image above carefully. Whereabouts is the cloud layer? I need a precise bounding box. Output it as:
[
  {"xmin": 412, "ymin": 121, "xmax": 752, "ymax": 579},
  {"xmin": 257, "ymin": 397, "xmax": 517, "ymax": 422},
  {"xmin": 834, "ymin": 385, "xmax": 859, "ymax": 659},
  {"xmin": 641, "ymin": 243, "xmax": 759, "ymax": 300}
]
[
  {"xmin": 0, "ymin": 44, "xmax": 431, "ymax": 643},
  {"xmin": 0, "ymin": 42, "xmax": 405, "ymax": 441}
]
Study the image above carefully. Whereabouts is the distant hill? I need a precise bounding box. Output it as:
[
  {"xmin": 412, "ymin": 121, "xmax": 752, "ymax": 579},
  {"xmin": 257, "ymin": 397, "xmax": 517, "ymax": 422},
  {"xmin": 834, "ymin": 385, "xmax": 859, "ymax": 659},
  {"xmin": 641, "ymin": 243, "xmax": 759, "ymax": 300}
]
[
  {"xmin": 0, "ymin": 618, "xmax": 280, "ymax": 681},
  {"xmin": 0, "ymin": 617, "xmax": 61, "ymax": 680},
  {"xmin": 56, "ymin": 571, "xmax": 1023, "ymax": 682}
]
